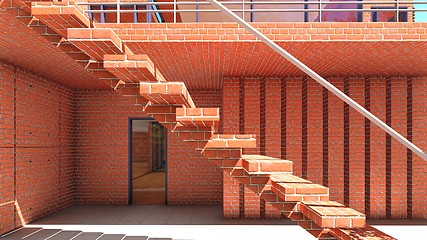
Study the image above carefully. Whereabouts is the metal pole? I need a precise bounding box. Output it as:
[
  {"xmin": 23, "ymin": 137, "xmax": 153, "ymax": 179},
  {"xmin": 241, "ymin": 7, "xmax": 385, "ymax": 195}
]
[
  {"xmin": 174, "ymin": 0, "xmax": 177, "ymax": 23},
  {"xmin": 243, "ymin": 0, "xmax": 245, "ymax": 21},
  {"xmin": 134, "ymin": 4, "xmax": 138, "ymax": 23},
  {"xmin": 117, "ymin": 0, "xmax": 121, "ymax": 23},
  {"xmin": 396, "ymin": 0, "xmax": 400, "ymax": 22},
  {"xmin": 250, "ymin": 0, "xmax": 254, "ymax": 22},
  {"xmin": 196, "ymin": 0, "xmax": 200, "ymax": 22},
  {"xmin": 319, "ymin": 0, "xmax": 322, "ymax": 22},
  {"xmin": 147, "ymin": 0, "xmax": 152, "ymax": 23},
  {"xmin": 100, "ymin": 5, "xmax": 106, "ymax": 23},
  {"xmin": 207, "ymin": 0, "xmax": 427, "ymax": 161},
  {"xmin": 304, "ymin": 0, "xmax": 308, "ymax": 22}
]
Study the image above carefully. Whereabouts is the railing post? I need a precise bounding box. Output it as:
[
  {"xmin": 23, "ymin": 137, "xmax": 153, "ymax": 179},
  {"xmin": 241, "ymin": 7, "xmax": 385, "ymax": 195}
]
[
  {"xmin": 100, "ymin": 5, "xmax": 106, "ymax": 23},
  {"xmin": 396, "ymin": 0, "xmax": 400, "ymax": 22},
  {"xmin": 147, "ymin": 0, "xmax": 152, "ymax": 23},
  {"xmin": 250, "ymin": 0, "xmax": 254, "ymax": 22},
  {"xmin": 117, "ymin": 0, "xmax": 120, "ymax": 23},
  {"xmin": 304, "ymin": 0, "xmax": 309, "ymax": 22},
  {"xmin": 88, "ymin": 4, "xmax": 93, "ymax": 21},
  {"xmin": 134, "ymin": 4, "xmax": 138, "ymax": 23},
  {"xmin": 319, "ymin": 0, "xmax": 322, "ymax": 22},
  {"xmin": 243, "ymin": 0, "xmax": 245, "ymax": 21},
  {"xmin": 196, "ymin": 0, "xmax": 200, "ymax": 22},
  {"xmin": 174, "ymin": 0, "xmax": 177, "ymax": 23}
]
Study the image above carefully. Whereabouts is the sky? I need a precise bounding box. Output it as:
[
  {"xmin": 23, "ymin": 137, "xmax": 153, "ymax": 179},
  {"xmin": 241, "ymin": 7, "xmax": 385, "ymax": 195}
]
[{"xmin": 414, "ymin": 1, "xmax": 427, "ymax": 22}]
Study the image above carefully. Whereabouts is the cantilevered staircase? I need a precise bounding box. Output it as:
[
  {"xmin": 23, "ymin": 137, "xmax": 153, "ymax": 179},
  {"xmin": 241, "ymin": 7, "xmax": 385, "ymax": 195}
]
[{"xmin": 2, "ymin": 0, "xmax": 397, "ymax": 239}]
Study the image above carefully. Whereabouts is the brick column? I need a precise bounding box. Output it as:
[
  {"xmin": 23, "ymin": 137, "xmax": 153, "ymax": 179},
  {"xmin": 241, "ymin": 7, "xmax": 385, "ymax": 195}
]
[
  {"xmin": 412, "ymin": 76, "xmax": 427, "ymax": 219},
  {"xmin": 390, "ymin": 77, "xmax": 408, "ymax": 218},
  {"xmin": 221, "ymin": 78, "xmax": 241, "ymax": 218},
  {"xmin": 328, "ymin": 78, "xmax": 344, "ymax": 203},
  {"xmin": 369, "ymin": 77, "xmax": 387, "ymax": 218},
  {"xmin": 348, "ymin": 77, "xmax": 365, "ymax": 214}
]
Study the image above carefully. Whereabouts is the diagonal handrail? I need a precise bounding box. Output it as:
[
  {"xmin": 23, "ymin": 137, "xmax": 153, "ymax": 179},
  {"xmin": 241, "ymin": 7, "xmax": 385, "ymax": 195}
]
[{"xmin": 207, "ymin": 0, "xmax": 427, "ymax": 161}]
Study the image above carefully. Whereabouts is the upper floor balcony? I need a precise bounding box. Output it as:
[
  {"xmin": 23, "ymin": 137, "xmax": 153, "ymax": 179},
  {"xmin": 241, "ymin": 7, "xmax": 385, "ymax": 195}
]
[
  {"xmin": 26, "ymin": 0, "xmax": 427, "ymax": 90},
  {"xmin": 74, "ymin": 0, "xmax": 427, "ymax": 23}
]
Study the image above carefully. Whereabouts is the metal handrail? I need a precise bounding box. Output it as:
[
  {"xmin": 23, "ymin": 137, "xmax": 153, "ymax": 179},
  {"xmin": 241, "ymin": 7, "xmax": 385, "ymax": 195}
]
[
  {"xmin": 208, "ymin": 0, "xmax": 427, "ymax": 161},
  {"xmin": 77, "ymin": 1, "xmax": 427, "ymax": 5},
  {"xmin": 85, "ymin": 8, "xmax": 426, "ymax": 13},
  {"xmin": 78, "ymin": 0, "xmax": 427, "ymax": 23}
]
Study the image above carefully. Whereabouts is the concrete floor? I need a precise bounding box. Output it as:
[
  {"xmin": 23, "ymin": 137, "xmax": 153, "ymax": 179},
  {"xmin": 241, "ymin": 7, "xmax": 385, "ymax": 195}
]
[{"xmin": 1, "ymin": 205, "xmax": 427, "ymax": 240}]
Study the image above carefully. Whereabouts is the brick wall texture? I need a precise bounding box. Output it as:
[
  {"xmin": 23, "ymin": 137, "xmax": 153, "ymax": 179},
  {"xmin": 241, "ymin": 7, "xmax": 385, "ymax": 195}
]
[
  {"xmin": 0, "ymin": 61, "xmax": 75, "ymax": 234},
  {"xmin": 0, "ymin": 62, "xmax": 222, "ymax": 234},
  {"xmin": 221, "ymin": 76, "xmax": 427, "ymax": 219},
  {"xmin": 1, "ymin": 60, "xmax": 427, "ymax": 234}
]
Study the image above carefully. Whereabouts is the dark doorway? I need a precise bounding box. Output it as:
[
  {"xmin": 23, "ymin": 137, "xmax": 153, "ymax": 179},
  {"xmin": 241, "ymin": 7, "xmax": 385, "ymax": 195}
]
[{"xmin": 129, "ymin": 118, "xmax": 167, "ymax": 205}]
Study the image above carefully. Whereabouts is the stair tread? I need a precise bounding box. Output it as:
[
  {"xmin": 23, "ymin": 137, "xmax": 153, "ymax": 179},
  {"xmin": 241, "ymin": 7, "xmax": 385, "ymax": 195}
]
[
  {"xmin": 32, "ymin": 3, "xmax": 91, "ymax": 37},
  {"xmin": 176, "ymin": 107, "xmax": 219, "ymax": 117},
  {"xmin": 274, "ymin": 182, "xmax": 329, "ymax": 194},
  {"xmin": 302, "ymin": 201, "xmax": 364, "ymax": 217},
  {"xmin": 271, "ymin": 177, "xmax": 329, "ymax": 202},
  {"xmin": 140, "ymin": 82, "xmax": 196, "ymax": 108},
  {"xmin": 104, "ymin": 54, "xmax": 158, "ymax": 83},
  {"xmin": 204, "ymin": 134, "xmax": 256, "ymax": 149},
  {"xmin": 270, "ymin": 174, "xmax": 311, "ymax": 183},
  {"xmin": 242, "ymin": 155, "xmax": 293, "ymax": 173},
  {"xmin": 300, "ymin": 201, "xmax": 366, "ymax": 228},
  {"xmin": 242, "ymin": 154, "xmax": 284, "ymax": 161}
]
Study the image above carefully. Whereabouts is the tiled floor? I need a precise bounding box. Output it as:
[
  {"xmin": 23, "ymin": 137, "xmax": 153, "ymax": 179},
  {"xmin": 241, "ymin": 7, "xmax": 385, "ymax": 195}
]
[{"xmin": 1, "ymin": 205, "xmax": 427, "ymax": 240}]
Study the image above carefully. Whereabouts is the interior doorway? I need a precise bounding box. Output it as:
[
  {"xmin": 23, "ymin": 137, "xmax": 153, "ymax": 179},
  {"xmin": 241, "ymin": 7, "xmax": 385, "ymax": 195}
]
[{"xmin": 129, "ymin": 118, "xmax": 167, "ymax": 205}]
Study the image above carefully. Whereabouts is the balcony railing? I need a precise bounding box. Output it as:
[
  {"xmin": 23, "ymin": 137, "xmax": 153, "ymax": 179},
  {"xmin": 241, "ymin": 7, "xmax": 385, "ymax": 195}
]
[{"xmin": 77, "ymin": 0, "xmax": 427, "ymax": 23}]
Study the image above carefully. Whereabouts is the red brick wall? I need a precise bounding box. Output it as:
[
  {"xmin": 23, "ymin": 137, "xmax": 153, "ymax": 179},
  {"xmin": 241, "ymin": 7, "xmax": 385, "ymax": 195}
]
[
  {"xmin": 222, "ymin": 76, "xmax": 427, "ymax": 219},
  {"xmin": 132, "ymin": 132, "xmax": 150, "ymax": 162},
  {"xmin": 190, "ymin": 90, "xmax": 222, "ymax": 108},
  {"xmin": 412, "ymin": 77, "xmax": 427, "ymax": 219},
  {"xmin": 73, "ymin": 90, "xmax": 222, "ymax": 205},
  {"xmin": 0, "ymin": 62, "xmax": 75, "ymax": 235},
  {"xmin": 74, "ymin": 91, "xmax": 146, "ymax": 204}
]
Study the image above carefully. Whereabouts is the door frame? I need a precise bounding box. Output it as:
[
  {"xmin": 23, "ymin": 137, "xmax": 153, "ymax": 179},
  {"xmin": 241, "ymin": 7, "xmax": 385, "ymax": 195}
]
[{"xmin": 128, "ymin": 117, "xmax": 168, "ymax": 205}]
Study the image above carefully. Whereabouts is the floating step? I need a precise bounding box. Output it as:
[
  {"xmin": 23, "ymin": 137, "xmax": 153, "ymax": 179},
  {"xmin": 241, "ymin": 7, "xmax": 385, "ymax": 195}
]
[
  {"xmin": 271, "ymin": 175, "xmax": 329, "ymax": 202},
  {"xmin": 330, "ymin": 225, "xmax": 395, "ymax": 240},
  {"xmin": 204, "ymin": 134, "xmax": 256, "ymax": 149},
  {"xmin": 32, "ymin": 2, "xmax": 91, "ymax": 37},
  {"xmin": 68, "ymin": 28, "xmax": 123, "ymax": 61},
  {"xmin": 242, "ymin": 154, "xmax": 292, "ymax": 174},
  {"xmin": 300, "ymin": 201, "xmax": 366, "ymax": 229},
  {"xmin": 270, "ymin": 174, "xmax": 311, "ymax": 183},
  {"xmin": 140, "ymin": 82, "xmax": 195, "ymax": 108},
  {"xmin": 176, "ymin": 107, "xmax": 219, "ymax": 127},
  {"xmin": 104, "ymin": 54, "xmax": 162, "ymax": 83}
]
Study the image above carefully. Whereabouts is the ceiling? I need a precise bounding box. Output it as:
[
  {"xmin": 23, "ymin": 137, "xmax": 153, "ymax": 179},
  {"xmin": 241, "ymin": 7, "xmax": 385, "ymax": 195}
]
[
  {"xmin": 0, "ymin": 10, "xmax": 109, "ymax": 90},
  {"xmin": 2, "ymin": 7, "xmax": 427, "ymax": 91},
  {"xmin": 125, "ymin": 41, "xmax": 427, "ymax": 90}
]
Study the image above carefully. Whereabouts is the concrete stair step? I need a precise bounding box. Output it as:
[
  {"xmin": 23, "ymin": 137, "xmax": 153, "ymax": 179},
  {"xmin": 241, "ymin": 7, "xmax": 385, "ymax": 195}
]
[
  {"xmin": 242, "ymin": 154, "xmax": 293, "ymax": 174},
  {"xmin": 300, "ymin": 201, "xmax": 366, "ymax": 229}
]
